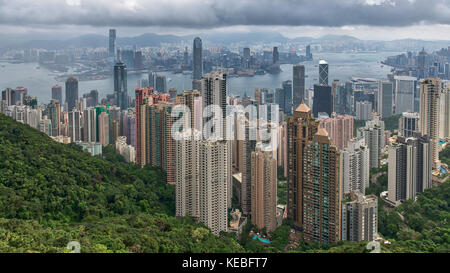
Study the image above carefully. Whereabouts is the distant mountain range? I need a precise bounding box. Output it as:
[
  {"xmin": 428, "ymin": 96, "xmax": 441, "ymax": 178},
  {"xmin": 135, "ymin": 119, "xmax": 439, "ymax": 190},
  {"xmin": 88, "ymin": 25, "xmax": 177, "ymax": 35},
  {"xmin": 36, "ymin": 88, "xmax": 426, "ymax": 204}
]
[{"xmin": 1, "ymin": 31, "xmax": 449, "ymax": 52}]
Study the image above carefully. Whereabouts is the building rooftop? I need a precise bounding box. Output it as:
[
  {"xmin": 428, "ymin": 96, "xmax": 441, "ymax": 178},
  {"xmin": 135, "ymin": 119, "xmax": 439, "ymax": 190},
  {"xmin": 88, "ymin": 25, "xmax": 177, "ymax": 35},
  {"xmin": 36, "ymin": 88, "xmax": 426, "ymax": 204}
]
[{"xmin": 295, "ymin": 102, "xmax": 311, "ymax": 113}]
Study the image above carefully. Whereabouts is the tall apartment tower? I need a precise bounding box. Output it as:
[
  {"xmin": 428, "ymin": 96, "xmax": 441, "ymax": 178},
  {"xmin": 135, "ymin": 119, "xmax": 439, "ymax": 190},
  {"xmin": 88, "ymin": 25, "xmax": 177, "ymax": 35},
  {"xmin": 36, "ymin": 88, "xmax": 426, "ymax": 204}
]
[
  {"xmin": 239, "ymin": 117, "xmax": 257, "ymax": 215},
  {"xmin": 46, "ymin": 100, "xmax": 61, "ymax": 137},
  {"xmin": 144, "ymin": 101, "xmax": 176, "ymax": 185},
  {"xmin": 419, "ymin": 78, "xmax": 441, "ymax": 169},
  {"xmin": 341, "ymin": 190, "xmax": 378, "ymax": 242},
  {"xmin": 109, "ymin": 29, "xmax": 116, "ymax": 58},
  {"xmin": 135, "ymin": 88, "xmax": 152, "ymax": 166},
  {"xmin": 356, "ymin": 101, "xmax": 372, "ymax": 121},
  {"xmin": 399, "ymin": 111, "xmax": 419, "ymax": 137},
  {"xmin": 282, "ymin": 80, "xmax": 293, "ymax": 115},
  {"xmin": 440, "ymin": 82, "xmax": 450, "ymax": 139},
  {"xmin": 65, "ymin": 77, "xmax": 78, "ymax": 112},
  {"xmin": 68, "ymin": 110, "xmax": 81, "ymax": 142},
  {"xmin": 83, "ymin": 107, "xmax": 97, "ymax": 143},
  {"xmin": 287, "ymin": 102, "xmax": 341, "ymax": 244},
  {"xmin": 341, "ymin": 138, "xmax": 370, "ymax": 195},
  {"xmin": 377, "ymin": 81, "xmax": 393, "ymax": 118},
  {"xmin": 175, "ymin": 130, "xmax": 201, "ymax": 218},
  {"xmin": 201, "ymin": 72, "xmax": 227, "ymax": 139},
  {"xmin": 357, "ymin": 115, "xmax": 385, "ymax": 169},
  {"xmin": 199, "ymin": 140, "xmax": 229, "ymax": 235},
  {"xmin": 251, "ymin": 146, "xmax": 277, "ymax": 232},
  {"xmin": 51, "ymin": 85, "xmax": 63, "ymax": 104},
  {"xmin": 418, "ymin": 48, "xmax": 428, "ymax": 79},
  {"xmin": 319, "ymin": 59, "xmax": 329, "ymax": 86},
  {"xmin": 98, "ymin": 112, "xmax": 110, "ymax": 146},
  {"xmin": 193, "ymin": 37, "xmax": 203, "ymax": 83},
  {"xmin": 293, "ymin": 65, "xmax": 305, "ymax": 109},
  {"xmin": 319, "ymin": 114, "xmax": 354, "ymax": 151},
  {"xmin": 114, "ymin": 61, "xmax": 128, "ymax": 110},
  {"xmin": 388, "ymin": 134, "xmax": 432, "ymax": 205}
]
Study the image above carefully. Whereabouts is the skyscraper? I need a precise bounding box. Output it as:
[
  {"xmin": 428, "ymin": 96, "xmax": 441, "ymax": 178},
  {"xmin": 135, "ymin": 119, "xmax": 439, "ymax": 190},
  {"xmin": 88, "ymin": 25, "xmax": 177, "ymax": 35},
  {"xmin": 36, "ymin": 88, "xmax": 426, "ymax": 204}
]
[
  {"xmin": 282, "ymin": 80, "xmax": 293, "ymax": 115},
  {"xmin": 135, "ymin": 88, "xmax": 152, "ymax": 166},
  {"xmin": 68, "ymin": 110, "xmax": 81, "ymax": 142},
  {"xmin": 341, "ymin": 138, "xmax": 370, "ymax": 195},
  {"xmin": 356, "ymin": 101, "xmax": 372, "ymax": 121},
  {"xmin": 109, "ymin": 29, "xmax": 116, "ymax": 59},
  {"xmin": 251, "ymin": 146, "xmax": 277, "ymax": 232},
  {"xmin": 388, "ymin": 134, "xmax": 432, "ymax": 205},
  {"xmin": 341, "ymin": 190, "xmax": 378, "ymax": 242},
  {"xmin": 440, "ymin": 82, "xmax": 450, "ymax": 139},
  {"xmin": 176, "ymin": 130, "xmax": 201, "ymax": 219},
  {"xmin": 319, "ymin": 114, "xmax": 354, "ymax": 151},
  {"xmin": 319, "ymin": 59, "xmax": 329, "ymax": 86},
  {"xmin": 377, "ymin": 81, "xmax": 393, "ymax": 118},
  {"xmin": 51, "ymin": 85, "xmax": 63, "ymax": 104},
  {"xmin": 65, "ymin": 77, "xmax": 78, "ymax": 112},
  {"xmin": 417, "ymin": 48, "xmax": 428, "ymax": 79},
  {"xmin": 357, "ymin": 115, "xmax": 385, "ymax": 169},
  {"xmin": 293, "ymin": 65, "xmax": 305, "ymax": 109},
  {"xmin": 155, "ymin": 74, "xmax": 167, "ymax": 93},
  {"xmin": 98, "ymin": 112, "xmax": 110, "ymax": 146},
  {"xmin": 47, "ymin": 99, "xmax": 60, "ymax": 137},
  {"xmin": 393, "ymin": 76, "xmax": 418, "ymax": 114},
  {"xmin": 272, "ymin": 47, "xmax": 279, "ymax": 65},
  {"xmin": 83, "ymin": 90, "xmax": 99, "ymax": 108},
  {"xmin": 193, "ymin": 37, "xmax": 203, "ymax": 83},
  {"xmin": 114, "ymin": 61, "xmax": 128, "ymax": 110},
  {"xmin": 83, "ymin": 107, "xmax": 97, "ymax": 143},
  {"xmin": 313, "ymin": 84, "xmax": 332, "ymax": 117},
  {"xmin": 419, "ymin": 78, "xmax": 441, "ymax": 169},
  {"xmin": 201, "ymin": 72, "xmax": 227, "ymax": 138},
  {"xmin": 399, "ymin": 111, "xmax": 419, "ymax": 137},
  {"xmin": 199, "ymin": 140, "xmax": 229, "ymax": 235},
  {"xmin": 145, "ymin": 101, "xmax": 176, "ymax": 185},
  {"xmin": 287, "ymin": 102, "xmax": 341, "ymax": 244}
]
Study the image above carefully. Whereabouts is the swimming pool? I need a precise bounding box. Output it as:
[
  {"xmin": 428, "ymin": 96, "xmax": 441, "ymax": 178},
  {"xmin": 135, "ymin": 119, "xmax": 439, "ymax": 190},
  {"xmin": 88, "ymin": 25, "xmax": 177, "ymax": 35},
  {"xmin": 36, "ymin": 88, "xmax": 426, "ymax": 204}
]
[{"xmin": 252, "ymin": 235, "xmax": 271, "ymax": 244}]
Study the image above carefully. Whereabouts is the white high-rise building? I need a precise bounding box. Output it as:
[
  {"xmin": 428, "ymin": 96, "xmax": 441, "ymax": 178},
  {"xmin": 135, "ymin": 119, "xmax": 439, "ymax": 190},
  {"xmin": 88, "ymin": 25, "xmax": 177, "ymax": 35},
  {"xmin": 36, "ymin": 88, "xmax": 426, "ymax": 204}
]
[
  {"xmin": 419, "ymin": 78, "xmax": 441, "ymax": 169},
  {"xmin": 341, "ymin": 138, "xmax": 370, "ymax": 195},
  {"xmin": 83, "ymin": 107, "xmax": 97, "ymax": 143},
  {"xmin": 341, "ymin": 190, "xmax": 378, "ymax": 242},
  {"xmin": 388, "ymin": 134, "xmax": 432, "ymax": 206},
  {"xmin": 68, "ymin": 110, "xmax": 81, "ymax": 142},
  {"xmin": 199, "ymin": 140, "xmax": 229, "ymax": 235},
  {"xmin": 175, "ymin": 130, "xmax": 201, "ymax": 219},
  {"xmin": 356, "ymin": 101, "xmax": 372, "ymax": 121},
  {"xmin": 439, "ymin": 81, "xmax": 450, "ymax": 139},
  {"xmin": 357, "ymin": 114, "xmax": 385, "ymax": 169}
]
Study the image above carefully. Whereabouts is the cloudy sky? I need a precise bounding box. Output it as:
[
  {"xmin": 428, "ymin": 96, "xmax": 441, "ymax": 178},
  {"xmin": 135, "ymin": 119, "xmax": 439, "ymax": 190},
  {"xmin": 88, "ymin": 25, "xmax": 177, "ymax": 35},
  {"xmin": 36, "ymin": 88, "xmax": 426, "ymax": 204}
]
[{"xmin": 1, "ymin": 0, "xmax": 450, "ymax": 40}]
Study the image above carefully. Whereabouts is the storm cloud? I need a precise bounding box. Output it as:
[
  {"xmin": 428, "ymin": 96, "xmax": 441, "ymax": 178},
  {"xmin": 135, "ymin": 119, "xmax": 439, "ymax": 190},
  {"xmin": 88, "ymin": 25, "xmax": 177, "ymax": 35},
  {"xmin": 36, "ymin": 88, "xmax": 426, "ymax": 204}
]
[{"xmin": 0, "ymin": 0, "xmax": 449, "ymax": 28}]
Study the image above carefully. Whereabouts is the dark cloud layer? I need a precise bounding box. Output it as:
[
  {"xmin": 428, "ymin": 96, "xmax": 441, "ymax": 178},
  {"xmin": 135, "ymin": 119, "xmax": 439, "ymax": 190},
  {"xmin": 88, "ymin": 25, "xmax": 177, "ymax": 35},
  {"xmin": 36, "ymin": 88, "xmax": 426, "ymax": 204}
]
[{"xmin": 0, "ymin": 0, "xmax": 449, "ymax": 28}]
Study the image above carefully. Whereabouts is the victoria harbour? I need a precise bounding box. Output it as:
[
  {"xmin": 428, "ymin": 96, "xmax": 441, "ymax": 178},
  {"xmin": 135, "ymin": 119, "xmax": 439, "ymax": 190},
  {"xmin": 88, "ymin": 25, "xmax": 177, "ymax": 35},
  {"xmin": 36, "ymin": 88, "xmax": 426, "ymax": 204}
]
[{"xmin": 0, "ymin": 51, "xmax": 396, "ymax": 103}]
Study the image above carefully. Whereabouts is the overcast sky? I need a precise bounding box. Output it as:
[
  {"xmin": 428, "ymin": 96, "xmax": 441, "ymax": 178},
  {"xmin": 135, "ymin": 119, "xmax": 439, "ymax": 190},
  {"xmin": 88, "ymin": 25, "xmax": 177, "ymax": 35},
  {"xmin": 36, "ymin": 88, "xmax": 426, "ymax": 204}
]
[{"xmin": 0, "ymin": 0, "xmax": 449, "ymax": 40}]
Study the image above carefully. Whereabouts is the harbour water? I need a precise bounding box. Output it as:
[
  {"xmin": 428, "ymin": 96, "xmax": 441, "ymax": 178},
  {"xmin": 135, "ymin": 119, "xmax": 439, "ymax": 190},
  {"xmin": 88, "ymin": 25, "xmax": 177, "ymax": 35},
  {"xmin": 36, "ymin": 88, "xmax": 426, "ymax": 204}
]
[{"xmin": 0, "ymin": 51, "xmax": 398, "ymax": 104}]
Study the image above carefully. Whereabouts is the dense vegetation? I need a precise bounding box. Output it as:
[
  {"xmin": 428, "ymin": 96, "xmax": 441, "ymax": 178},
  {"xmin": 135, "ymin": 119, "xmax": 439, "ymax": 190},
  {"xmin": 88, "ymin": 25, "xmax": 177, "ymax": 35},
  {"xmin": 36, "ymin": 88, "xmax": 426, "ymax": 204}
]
[
  {"xmin": 440, "ymin": 146, "xmax": 450, "ymax": 168},
  {"xmin": 382, "ymin": 114, "xmax": 401, "ymax": 132},
  {"xmin": 0, "ymin": 114, "xmax": 243, "ymax": 252}
]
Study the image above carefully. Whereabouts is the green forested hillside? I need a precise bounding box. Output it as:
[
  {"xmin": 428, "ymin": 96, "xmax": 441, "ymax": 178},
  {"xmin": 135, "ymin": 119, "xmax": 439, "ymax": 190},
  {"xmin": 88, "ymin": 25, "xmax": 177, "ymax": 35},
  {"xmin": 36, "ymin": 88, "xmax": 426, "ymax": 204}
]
[{"xmin": 0, "ymin": 114, "xmax": 243, "ymax": 252}]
